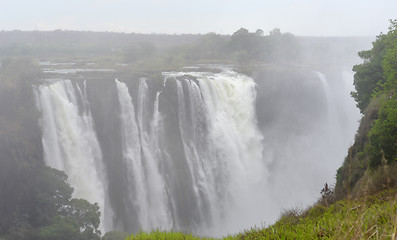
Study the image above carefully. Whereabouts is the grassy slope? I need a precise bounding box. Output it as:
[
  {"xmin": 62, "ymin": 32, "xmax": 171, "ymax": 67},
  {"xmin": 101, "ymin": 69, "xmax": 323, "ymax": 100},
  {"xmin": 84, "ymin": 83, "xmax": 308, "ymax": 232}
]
[
  {"xmin": 239, "ymin": 190, "xmax": 397, "ymax": 239},
  {"xmin": 124, "ymin": 189, "xmax": 397, "ymax": 240},
  {"xmin": 125, "ymin": 231, "xmax": 226, "ymax": 240}
]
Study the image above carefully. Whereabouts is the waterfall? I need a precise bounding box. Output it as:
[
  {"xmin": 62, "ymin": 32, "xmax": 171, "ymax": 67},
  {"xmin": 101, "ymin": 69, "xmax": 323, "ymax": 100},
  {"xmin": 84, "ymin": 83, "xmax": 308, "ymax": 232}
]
[
  {"xmin": 175, "ymin": 79, "xmax": 210, "ymax": 227},
  {"xmin": 34, "ymin": 68, "xmax": 360, "ymax": 236},
  {"xmin": 115, "ymin": 80, "xmax": 149, "ymax": 228},
  {"xmin": 34, "ymin": 80, "xmax": 113, "ymax": 232},
  {"xmin": 136, "ymin": 79, "xmax": 172, "ymax": 229},
  {"xmin": 314, "ymin": 71, "xmax": 336, "ymax": 120},
  {"xmin": 188, "ymin": 70, "xmax": 268, "ymax": 233},
  {"xmin": 314, "ymin": 71, "xmax": 350, "ymax": 156},
  {"xmin": 113, "ymin": 70, "xmax": 268, "ymax": 234},
  {"xmin": 116, "ymin": 79, "xmax": 171, "ymax": 231}
]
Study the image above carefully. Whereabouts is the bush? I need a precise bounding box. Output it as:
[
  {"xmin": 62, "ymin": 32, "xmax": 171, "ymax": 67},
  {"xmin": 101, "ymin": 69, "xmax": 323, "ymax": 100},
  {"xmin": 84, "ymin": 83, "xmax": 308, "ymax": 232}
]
[
  {"xmin": 102, "ymin": 231, "xmax": 129, "ymax": 240},
  {"xmin": 367, "ymin": 97, "xmax": 397, "ymax": 168}
]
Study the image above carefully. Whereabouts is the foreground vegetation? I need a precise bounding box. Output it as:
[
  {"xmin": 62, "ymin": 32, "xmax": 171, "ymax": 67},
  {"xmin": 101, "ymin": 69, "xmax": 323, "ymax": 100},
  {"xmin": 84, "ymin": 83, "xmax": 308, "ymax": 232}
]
[
  {"xmin": 124, "ymin": 189, "xmax": 397, "ymax": 239},
  {"xmin": 238, "ymin": 190, "xmax": 397, "ymax": 239},
  {"xmin": 336, "ymin": 19, "xmax": 397, "ymax": 199}
]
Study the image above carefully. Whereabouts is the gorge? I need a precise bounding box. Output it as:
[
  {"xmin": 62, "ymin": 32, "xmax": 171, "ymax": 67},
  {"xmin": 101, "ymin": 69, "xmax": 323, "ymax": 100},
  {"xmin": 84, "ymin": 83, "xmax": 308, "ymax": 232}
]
[{"xmin": 33, "ymin": 65, "xmax": 360, "ymax": 236}]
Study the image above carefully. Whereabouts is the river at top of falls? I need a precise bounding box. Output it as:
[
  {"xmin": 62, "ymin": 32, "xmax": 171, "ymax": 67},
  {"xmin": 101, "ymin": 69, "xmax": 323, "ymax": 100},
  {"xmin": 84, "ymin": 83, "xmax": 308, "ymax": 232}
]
[{"xmin": 34, "ymin": 67, "xmax": 360, "ymax": 236}]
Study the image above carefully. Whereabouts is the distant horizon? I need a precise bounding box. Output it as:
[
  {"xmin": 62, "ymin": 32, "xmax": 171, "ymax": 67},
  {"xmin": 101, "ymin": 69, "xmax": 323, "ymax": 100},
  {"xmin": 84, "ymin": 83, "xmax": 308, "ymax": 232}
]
[
  {"xmin": 1, "ymin": 0, "xmax": 396, "ymax": 37},
  {"xmin": 0, "ymin": 28, "xmax": 379, "ymax": 38}
]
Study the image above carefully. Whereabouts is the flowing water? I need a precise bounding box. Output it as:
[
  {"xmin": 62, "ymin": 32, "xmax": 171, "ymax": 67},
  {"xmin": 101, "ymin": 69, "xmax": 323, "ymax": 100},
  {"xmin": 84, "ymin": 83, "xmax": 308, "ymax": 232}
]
[
  {"xmin": 34, "ymin": 67, "xmax": 360, "ymax": 236},
  {"xmin": 34, "ymin": 80, "xmax": 113, "ymax": 232}
]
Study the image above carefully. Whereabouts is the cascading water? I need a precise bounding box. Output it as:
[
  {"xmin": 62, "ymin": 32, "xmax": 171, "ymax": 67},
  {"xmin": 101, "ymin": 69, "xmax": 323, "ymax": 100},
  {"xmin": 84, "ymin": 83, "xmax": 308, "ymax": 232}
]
[
  {"xmin": 314, "ymin": 71, "xmax": 341, "ymax": 150},
  {"xmin": 116, "ymin": 79, "xmax": 171, "ymax": 231},
  {"xmin": 34, "ymin": 80, "xmax": 113, "ymax": 232},
  {"xmin": 165, "ymin": 70, "xmax": 268, "ymax": 234},
  {"xmin": 34, "ymin": 67, "xmax": 360, "ymax": 236},
  {"xmin": 314, "ymin": 72, "xmax": 335, "ymax": 116},
  {"xmin": 112, "ymin": 70, "xmax": 268, "ymax": 234},
  {"xmin": 115, "ymin": 80, "xmax": 150, "ymax": 228},
  {"xmin": 314, "ymin": 71, "xmax": 359, "ymax": 166}
]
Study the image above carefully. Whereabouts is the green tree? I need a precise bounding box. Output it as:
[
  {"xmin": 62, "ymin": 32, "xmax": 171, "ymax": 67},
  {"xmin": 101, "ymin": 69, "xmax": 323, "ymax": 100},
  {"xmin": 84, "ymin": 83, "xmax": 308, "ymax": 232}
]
[
  {"xmin": 38, "ymin": 216, "xmax": 80, "ymax": 240},
  {"xmin": 365, "ymin": 20, "xmax": 397, "ymax": 168},
  {"xmin": 352, "ymin": 35, "xmax": 387, "ymax": 113},
  {"xmin": 335, "ymin": 19, "xmax": 397, "ymax": 197},
  {"xmin": 382, "ymin": 19, "xmax": 397, "ymax": 91},
  {"xmin": 30, "ymin": 167, "xmax": 73, "ymax": 227},
  {"xmin": 352, "ymin": 20, "xmax": 397, "ymax": 113},
  {"xmin": 67, "ymin": 199, "xmax": 101, "ymax": 237},
  {"xmin": 228, "ymin": 27, "xmax": 266, "ymax": 62},
  {"xmin": 192, "ymin": 33, "xmax": 227, "ymax": 60},
  {"xmin": 367, "ymin": 97, "xmax": 397, "ymax": 168}
]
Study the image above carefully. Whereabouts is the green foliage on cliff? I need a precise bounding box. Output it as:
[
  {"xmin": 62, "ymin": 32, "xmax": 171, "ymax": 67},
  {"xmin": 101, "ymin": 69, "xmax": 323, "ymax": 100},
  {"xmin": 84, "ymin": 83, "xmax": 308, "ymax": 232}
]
[
  {"xmin": 335, "ymin": 19, "xmax": 397, "ymax": 198},
  {"xmin": 351, "ymin": 34, "xmax": 387, "ymax": 113},
  {"xmin": 352, "ymin": 20, "xmax": 397, "ymax": 113},
  {"xmin": 367, "ymin": 97, "xmax": 397, "ymax": 168}
]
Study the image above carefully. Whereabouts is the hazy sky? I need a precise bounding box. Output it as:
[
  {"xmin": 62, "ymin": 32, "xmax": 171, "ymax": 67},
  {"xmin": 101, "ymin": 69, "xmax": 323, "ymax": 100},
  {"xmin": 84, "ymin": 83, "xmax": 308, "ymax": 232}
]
[{"xmin": 1, "ymin": 0, "xmax": 396, "ymax": 36}]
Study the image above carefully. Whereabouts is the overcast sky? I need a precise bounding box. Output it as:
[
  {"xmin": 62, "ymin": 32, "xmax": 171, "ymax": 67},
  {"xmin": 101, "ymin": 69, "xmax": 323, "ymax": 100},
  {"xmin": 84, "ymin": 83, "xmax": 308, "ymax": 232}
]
[{"xmin": 1, "ymin": 0, "xmax": 396, "ymax": 36}]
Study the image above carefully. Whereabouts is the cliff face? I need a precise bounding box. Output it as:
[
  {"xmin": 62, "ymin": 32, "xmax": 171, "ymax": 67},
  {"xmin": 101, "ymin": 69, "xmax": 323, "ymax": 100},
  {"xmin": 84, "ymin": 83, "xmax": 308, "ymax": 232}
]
[
  {"xmin": 334, "ymin": 97, "xmax": 380, "ymax": 198},
  {"xmin": 335, "ymin": 92, "xmax": 397, "ymax": 199}
]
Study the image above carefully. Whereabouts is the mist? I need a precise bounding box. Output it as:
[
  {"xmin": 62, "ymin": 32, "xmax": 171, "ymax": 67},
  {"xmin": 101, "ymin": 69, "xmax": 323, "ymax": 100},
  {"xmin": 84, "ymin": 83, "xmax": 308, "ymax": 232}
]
[
  {"xmin": 0, "ymin": 1, "xmax": 390, "ymax": 238},
  {"xmin": 0, "ymin": 29, "xmax": 369, "ymax": 236},
  {"xmin": 31, "ymin": 64, "xmax": 362, "ymax": 236}
]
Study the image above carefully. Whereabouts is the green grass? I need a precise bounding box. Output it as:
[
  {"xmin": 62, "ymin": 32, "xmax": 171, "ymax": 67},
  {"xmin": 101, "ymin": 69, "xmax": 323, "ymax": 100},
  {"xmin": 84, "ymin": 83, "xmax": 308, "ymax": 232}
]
[
  {"xmin": 238, "ymin": 190, "xmax": 397, "ymax": 240},
  {"xmin": 124, "ymin": 229, "xmax": 234, "ymax": 240},
  {"xmin": 125, "ymin": 190, "xmax": 397, "ymax": 240}
]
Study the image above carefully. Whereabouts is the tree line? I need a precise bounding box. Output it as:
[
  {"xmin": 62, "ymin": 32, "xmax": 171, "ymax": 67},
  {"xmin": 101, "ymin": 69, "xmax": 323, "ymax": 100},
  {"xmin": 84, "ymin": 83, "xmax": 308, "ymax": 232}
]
[{"xmin": 0, "ymin": 28, "xmax": 369, "ymax": 68}]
